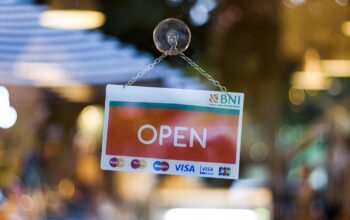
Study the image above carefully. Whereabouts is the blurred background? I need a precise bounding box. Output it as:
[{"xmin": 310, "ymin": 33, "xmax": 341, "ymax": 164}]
[{"xmin": 0, "ymin": 0, "xmax": 350, "ymax": 219}]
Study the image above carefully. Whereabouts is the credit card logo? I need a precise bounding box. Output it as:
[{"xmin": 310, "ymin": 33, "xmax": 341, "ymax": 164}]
[
  {"xmin": 131, "ymin": 159, "xmax": 147, "ymax": 169},
  {"xmin": 153, "ymin": 161, "xmax": 169, "ymax": 171},
  {"xmin": 219, "ymin": 167, "xmax": 231, "ymax": 176},
  {"xmin": 200, "ymin": 166, "xmax": 214, "ymax": 175},
  {"xmin": 175, "ymin": 164, "xmax": 195, "ymax": 173},
  {"xmin": 109, "ymin": 157, "xmax": 125, "ymax": 168}
]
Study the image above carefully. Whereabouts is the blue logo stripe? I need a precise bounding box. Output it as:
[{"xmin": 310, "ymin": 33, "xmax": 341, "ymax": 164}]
[{"xmin": 109, "ymin": 101, "xmax": 240, "ymax": 115}]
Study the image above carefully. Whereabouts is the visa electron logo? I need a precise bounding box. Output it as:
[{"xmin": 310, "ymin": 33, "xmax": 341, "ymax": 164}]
[
  {"xmin": 153, "ymin": 161, "xmax": 169, "ymax": 171},
  {"xmin": 199, "ymin": 166, "xmax": 214, "ymax": 175},
  {"xmin": 175, "ymin": 164, "xmax": 195, "ymax": 173},
  {"xmin": 109, "ymin": 157, "xmax": 125, "ymax": 168},
  {"xmin": 131, "ymin": 159, "xmax": 147, "ymax": 169},
  {"xmin": 219, "ymin": 167, "xmax": 231, "ymax": 176},
  {"xmin": 209, "ymin": 93, "xmax": 241, "ymax": 106}
]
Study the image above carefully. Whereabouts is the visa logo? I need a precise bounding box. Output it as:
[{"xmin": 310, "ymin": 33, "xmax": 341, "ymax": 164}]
[
  {"xmin": 175, "ymin": 164, "xmax": 195, "ymax": 172},
  {"xmin": 200, "ymin": 166, "xmax": 214, "ymax": 175}
]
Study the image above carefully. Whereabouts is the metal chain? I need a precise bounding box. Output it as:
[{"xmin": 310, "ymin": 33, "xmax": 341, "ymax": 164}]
[
  {"xmin": 178, "ymin": 52, "xmax": 227, "ymax": 92},
  {"xmin": 123, "ymin": 52, "xmax": 168, "ymax": 88},
  {"xmin": 124, "ymin": 40, "xmax": 227, "ymax": 93}
]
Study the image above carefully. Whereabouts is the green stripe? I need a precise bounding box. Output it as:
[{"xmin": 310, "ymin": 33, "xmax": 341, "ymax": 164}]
[{"xmin": 109, "ymin": 101, "xmax": 240, "ymax": 115}]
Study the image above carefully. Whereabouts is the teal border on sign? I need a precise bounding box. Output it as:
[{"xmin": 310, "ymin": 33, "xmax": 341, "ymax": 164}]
[{"xmin": 109, "ymin": 101, "xmax": 240, "ymax": 115}]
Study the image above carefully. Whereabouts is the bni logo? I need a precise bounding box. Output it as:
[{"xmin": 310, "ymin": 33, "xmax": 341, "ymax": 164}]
[
  {"xmin": 209, "ymin": 93, "xmax": 241, "ymax": 106},
  {"xmin": 209, "ymin": 94, "xmax": 219, "ymax": 104}
]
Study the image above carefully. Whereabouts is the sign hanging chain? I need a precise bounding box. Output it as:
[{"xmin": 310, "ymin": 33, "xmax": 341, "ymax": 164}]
[
  {"xmin": 123, "ymin": 52, "xmax": 168, "ymax": 88},
  {"xmin": 177, "ymin": 52, "xmax": 227, "ymax": 92},
  {"xmin": 124, "ymin": 40, "xmax": 227, "ymax": 93}
]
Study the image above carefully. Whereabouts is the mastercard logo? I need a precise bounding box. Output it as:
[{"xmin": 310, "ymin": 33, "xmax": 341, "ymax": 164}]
[
  {"xmin": 153, "ymin": 161, "xmax": 169, "ymax": 171},
  {"xmin": 109, "ymin": 157, "xmax": 125, "ymax": 168},
  {"xmin": 131, "ymin": 159, "xmax": 147, "ymax": 169}
]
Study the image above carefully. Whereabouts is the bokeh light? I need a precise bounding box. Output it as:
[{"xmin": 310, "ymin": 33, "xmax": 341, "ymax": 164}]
[
  {"xmin": 0, "ymin": 86, "xmax": 10, "ymax": 109},
  {"xmin": 40, "ymin": 10, "xmax": 105, "ymax": 30},
  {"xmin": 254, "ymin": 208, "xmax": 270, "ymax": 220},
  {"xmin": 190, "ymin": 0, "xmax": 218, "ymax": 24},
  {"xmin": 0, "ymin": 106, "xmax": 17, "ymax": 129},
  {"xmin": 58, "ymin": 178, "xmax": 75, "ymax": 199},
  {"xmin": 289, "ymin": 86, "xmax": 305, "ymax": 105},
  {"xmin": 166, "ymin": 0, "xmax": 183, "ymax": 7},
  {"xmin": 335, "ymin": 0, "xmax": 348, "ymax": 6},
  {"xmin": 341, "ymin": 21, "xmax": 350, "ymax": 37},
  {"xmin": 249, "ymin": 142, "xmax": 269, "ymax": 162},
  {"xmin": 328, "ymin": 78, "xmax": 342, "ymax": 95},
  {"xmin": 283, "ymin": 0, "xmax": 305, "ymax": 8},
  {"xmin": 76, "ymin": 154, "xmax": 101, "ymax": 185},
  {"xmin": 0, "ymin": 86, "xmax": 17, "ymax": 129},
  {"xmin": 190, "ymin": 2, "xmax": 210, "ymax": 26},
  {"xmin": 19, "ymin": 194, "xmax": 34, "ymax": 211},
  {"xmin": 77, "ymin": 105, "xmax": 104, "ymax": 135},
  {"xmin": 165, "ymin": 208, "xmax": 258, "ymax": 220},
  {"xmin": 198, "ymin": 0, "xmax": 217, "ymax": 11},
  {"xmin": 308, "ymin": 167, "xmax": 328, "ymax": 190}
]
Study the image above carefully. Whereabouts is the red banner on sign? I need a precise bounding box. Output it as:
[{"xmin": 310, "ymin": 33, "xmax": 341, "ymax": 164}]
[{"xmin": 106, "ymin": 103, "xmax": 239, "ymax": 164}]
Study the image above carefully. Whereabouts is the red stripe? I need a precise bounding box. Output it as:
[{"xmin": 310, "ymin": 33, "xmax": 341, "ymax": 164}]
[{"xmin": 106, "ymin": 106, "xmax": 238, "ymax": 164}]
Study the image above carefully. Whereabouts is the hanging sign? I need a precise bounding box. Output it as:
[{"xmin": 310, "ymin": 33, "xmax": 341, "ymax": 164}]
[{"xmin": 101, "ymin": 85, "xmax": 244, "ymax": 179}]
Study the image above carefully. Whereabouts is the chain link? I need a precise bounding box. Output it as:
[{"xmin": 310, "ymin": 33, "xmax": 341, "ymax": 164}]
[
  {"xmin": 123, "ymin": 52, "xmax": 168, "ymax": 88},
  {"xmin": 124, "ymin": 42, "xmax": 227, "ymax": 93},
  {"xmin": 178, "ymin": 52, "xmax": 227, "ymax": 92}
]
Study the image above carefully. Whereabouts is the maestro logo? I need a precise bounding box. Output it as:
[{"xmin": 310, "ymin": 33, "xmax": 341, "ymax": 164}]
[
  {"xmin": 131, "ymin": 159, "xmax": 147, "ymax": 169},
  {"xmin": 209, "ymin": 93, "xmax": 241, "ymax": 107},
  {"xmin": 153, "ymin": 161, "xmax": 169, "ymax": 171},
  {"xmin": 219, "ymin": 167, "xmax": 231, "ymax": 176},
  {"xmin": 109, "ymin": 157, "xmax": 125, "ymax": 168}
]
